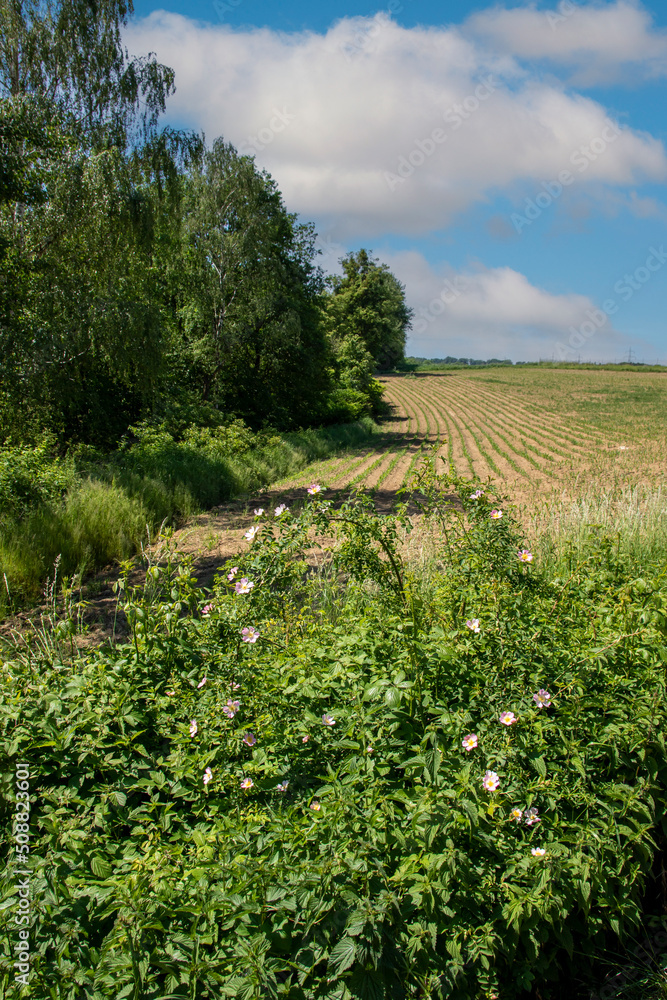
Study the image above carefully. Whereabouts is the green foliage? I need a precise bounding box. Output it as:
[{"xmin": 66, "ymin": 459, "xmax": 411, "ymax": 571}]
[
  {"xmin": 1, "ymin": 7, "xmax": 395, "ymax": 448},
  {"xmin": 0, "ymin": 106, "xmax": 199, "ymax": 447},
  {"xmin": 0, "ymin": 0, "xmax": 176, "ymax": 147},
  {"xmin": 0, "ymin": 478, "xmax": 146, "ymax": 605},
  {"xmin": 174, "ymin": 139, "xmax": 332, "ymax": 429},
  {"xmin": 0, "ymin": 95, "xmax": 66, "ymax": 207},
  {"xmin": 0, "ymin": 418, "xmax": 381, "ymax": 609},
  {"xmin": 0, "ymin": 2, "xmax": 209, "ymax": 445},
  {"xmin": 2, "ymin": 467, "xmax": 667, "ymax": 997},
  {"xmin": 323, "ymin": 249, "xmax": 413, "ymax": 370},
  {"xmin": 327, "ymin": 334, "xmax": 387, "ymax": 419},
  {"xmin": 0, "ymin": 441, "xmax": 76, "ymax": 517}
]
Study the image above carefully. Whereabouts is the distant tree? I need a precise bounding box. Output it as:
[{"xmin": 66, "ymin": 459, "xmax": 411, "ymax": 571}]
[{"xmin": 322, "ymin": 249, "xmax": 412, "ymax": 370}]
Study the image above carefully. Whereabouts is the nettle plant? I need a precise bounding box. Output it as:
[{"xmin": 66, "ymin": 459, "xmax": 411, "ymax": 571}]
[{"xmin": 2, "ymin": 471, "xmax": 667, "ymax": 999}]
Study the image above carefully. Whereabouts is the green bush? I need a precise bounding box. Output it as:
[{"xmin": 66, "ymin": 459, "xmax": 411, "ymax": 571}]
[
  {"xmin": 322, "ymin": 386, "xmax": 372, "ymax": 422},
  {"xmin": 0, "ymin": 442, "xmax": 77, "ymax": 519},
  {"xmin": 2, "ymin": 470, "xmax": 667, "ymax": 998},
  {"xmin": 0, "ymin": 417, "xmax": 382, "ymax": 611}
]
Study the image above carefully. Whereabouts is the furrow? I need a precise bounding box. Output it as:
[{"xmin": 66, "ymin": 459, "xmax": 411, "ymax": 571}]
[
  {"xmin": 432, "ymin": 381, "xmax": 565, "ymax": 468},
  {"xmin": 405, "ymin": 382, "xmax": 481, "ymax": 478},
  {"xmin": 457, "ymin": 380, "xmax": 600, "ymax": 460},
  {"xmin": 430, "ymin": 382, "xmax": 550, "ymax": 481}
]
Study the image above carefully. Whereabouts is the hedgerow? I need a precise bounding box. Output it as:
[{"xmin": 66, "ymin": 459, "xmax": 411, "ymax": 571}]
[{"xmin": 2, "ymin": 469, "xmax": 667, "ymax": 998}]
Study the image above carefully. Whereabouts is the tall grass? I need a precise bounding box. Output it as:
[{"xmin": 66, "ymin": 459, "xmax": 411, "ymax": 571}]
[
  {"xmin": 378, "ymin": 482, "xmax": 667, "ymax": 600},
  {"xmin": 0, "ymin": 481, "xmax": 152, "ymax": 609},
  {"xmin": 523, "ymin": 484, "xmax": 667, "ymax": 575},
  {"xmin": 0, "ymin": 417, "xmax": 382, "ymax": 614}
]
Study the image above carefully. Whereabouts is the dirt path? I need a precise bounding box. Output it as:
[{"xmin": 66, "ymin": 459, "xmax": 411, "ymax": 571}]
[{"xmin": 0, "ymin": 389, "xmax": 428, "ymax": 650}]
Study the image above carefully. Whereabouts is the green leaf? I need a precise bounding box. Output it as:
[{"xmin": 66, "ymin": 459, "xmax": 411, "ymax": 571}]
[
  {"xmin": 528, "ymin": 755, "xmax": 547, "ymax": 779},
  {"xmin": 577, "ymin": 880, "xmax": 591, "ymax": 906},
  {"xmin": 346, "ymin": 914, "xmax": 366, "ymax": 937},
  {"xmin": 327, "ymin": 936, "xmax": 356, "ymax": 977},
  {"xmin": 460, "ymin": 800, "xmax": 478, "ymax": 825},
  {"xmin": 90, "ymin": 856, "xmax": 112, "ymax": 879},
  {"xmin": 384, "ymin": 687, "xmax": 402, "ymax": 708}
]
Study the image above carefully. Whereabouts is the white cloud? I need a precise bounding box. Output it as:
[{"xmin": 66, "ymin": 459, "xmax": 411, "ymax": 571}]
[
  {"xmin": 465, "ymin": 1, "xmax": 667, "ymax": 86},
  {"xmin": 383, "ymin": 249, "xmax": 654, "ymax": 362},
  {"xmin": 124, "ymin": 10, "xmax": 667, "ymax": 240}
]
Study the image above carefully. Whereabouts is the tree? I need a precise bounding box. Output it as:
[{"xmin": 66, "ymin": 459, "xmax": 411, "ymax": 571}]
[
  {"xmin": 0, "ymin": 0, "xmax": 175, "ymax": 148},
  {"xmin": 174, "ymin": 139, "xmax": 332, "ymax": 429},
  {"xmin": 0, "ymin": 1, "xmax": 201, "ymax": 445},
  {"xmin": 322, "ymin": 249, "xmax": 412, "ymax": 370}
]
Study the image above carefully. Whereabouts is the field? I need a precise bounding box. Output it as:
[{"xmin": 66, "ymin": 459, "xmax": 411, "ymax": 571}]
[
  {"xmin": 4, "ymin": 368, "xmax": 667, "ymax": 1000},
  {"xmin": 4, "ymin": 367, "xmax": 665, "ymax": 640},
  {"xmin": 145, "ymin": 366, "xmax": 667, "ymax": 599},
  {"xmin": 274, "ymin": 368, "xmax": 667, "ymax": 501}
]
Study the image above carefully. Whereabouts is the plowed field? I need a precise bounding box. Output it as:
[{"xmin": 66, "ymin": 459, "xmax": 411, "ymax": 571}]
[
  {"xmin": 10, "ymin": 367, "xmax": 664, "ymax": 646},
  {"xmin": 274, "ymin": 367, "xmax": 667, "ymax": 501}
]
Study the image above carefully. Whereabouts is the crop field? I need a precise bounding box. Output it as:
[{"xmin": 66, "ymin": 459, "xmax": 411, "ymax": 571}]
[
  {"xmin": 5, "ymin": 368, "xmax": 667, "ymax": 1000},
  {"xmin": 276, "ymin": 367, "xmax": 667, "ymax": 503}
]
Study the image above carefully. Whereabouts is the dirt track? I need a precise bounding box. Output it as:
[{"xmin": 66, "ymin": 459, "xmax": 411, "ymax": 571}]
[{"xmin": 4, "ymin": 369, "xmax": 665, "ymax": 649}]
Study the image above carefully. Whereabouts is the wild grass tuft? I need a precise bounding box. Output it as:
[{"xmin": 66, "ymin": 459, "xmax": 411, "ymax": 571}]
[
  {"xmin": 524, "ymin": 484, "xmax": 667, "ymax": 575},
  {"xmin": 0, "ymin": 417, "xmax": 382, "ymax": 614}
]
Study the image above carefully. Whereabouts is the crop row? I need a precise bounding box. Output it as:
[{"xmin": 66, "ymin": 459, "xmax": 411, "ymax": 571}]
[
  {"xmin": 271, "ymin": 373, "xmax": 615, "ymax": 500},
  {"xmin": 380, "ymin": 375, "xmax": 612, "ymax": 493}
]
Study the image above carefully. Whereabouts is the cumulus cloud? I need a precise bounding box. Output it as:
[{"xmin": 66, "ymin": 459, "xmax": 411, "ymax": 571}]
[
  {"xmin": 465, "ymin": 1, "xmax": 667, "ymax": 86},
  {"xmin": 383, "ymin": 249, "xmax": 652, "ymax": 362},
  {"xmin": 124, "ymin": 10, "xmax": 667, "ymax": 240}
]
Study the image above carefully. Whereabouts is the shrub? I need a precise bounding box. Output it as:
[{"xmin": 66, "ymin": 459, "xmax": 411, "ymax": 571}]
[
  {"xmin": 0, "ymin": 442, "xmax": 77, "ymax": 519},
  {"xmin": 2, "ymin": 470, "xmax": 667, "ymax": 997},
  {"xmin": 0, "ymin": 418, "xmax": 382, "ymax": 613}
]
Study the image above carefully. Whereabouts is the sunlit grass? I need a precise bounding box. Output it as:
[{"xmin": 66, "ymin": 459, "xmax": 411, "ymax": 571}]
[
  {"xmin": 523, "ymin": 483, "xmax": 667, "ymax": 575},
  {"xmin": 0, "ymin": 417, "xmax": 383, "ymax": 613}
]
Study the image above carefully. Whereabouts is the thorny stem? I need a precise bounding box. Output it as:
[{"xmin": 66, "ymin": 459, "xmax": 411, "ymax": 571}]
[{"xmin": 328, "ymin": 515, "xmax": 406, "ymax": 602}]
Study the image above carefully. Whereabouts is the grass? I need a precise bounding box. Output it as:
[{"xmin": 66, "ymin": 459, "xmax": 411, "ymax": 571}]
[
  {"xmin": 0, "ymin": 416, "xmax": 383, "ymax": 614},
  {"xmin": 524, "ymin": 483, "xmax": 667, "ymax": 577}
]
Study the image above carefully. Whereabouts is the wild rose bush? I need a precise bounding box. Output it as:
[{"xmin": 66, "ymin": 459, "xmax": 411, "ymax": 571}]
[{"xmin": 2, "ymin": 470, "xmax": 667, "ymax": 999}]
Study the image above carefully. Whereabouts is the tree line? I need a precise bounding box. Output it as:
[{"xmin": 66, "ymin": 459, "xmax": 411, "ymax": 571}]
[{"xmin": 0, "ymin": 0, "xmax": 412, "ymax": 451}]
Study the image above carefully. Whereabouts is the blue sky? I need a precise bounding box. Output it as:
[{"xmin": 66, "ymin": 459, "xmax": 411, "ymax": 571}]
[{"xmin": 126, "ymin": 1, "xmax": 667, "ymax": 362}]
